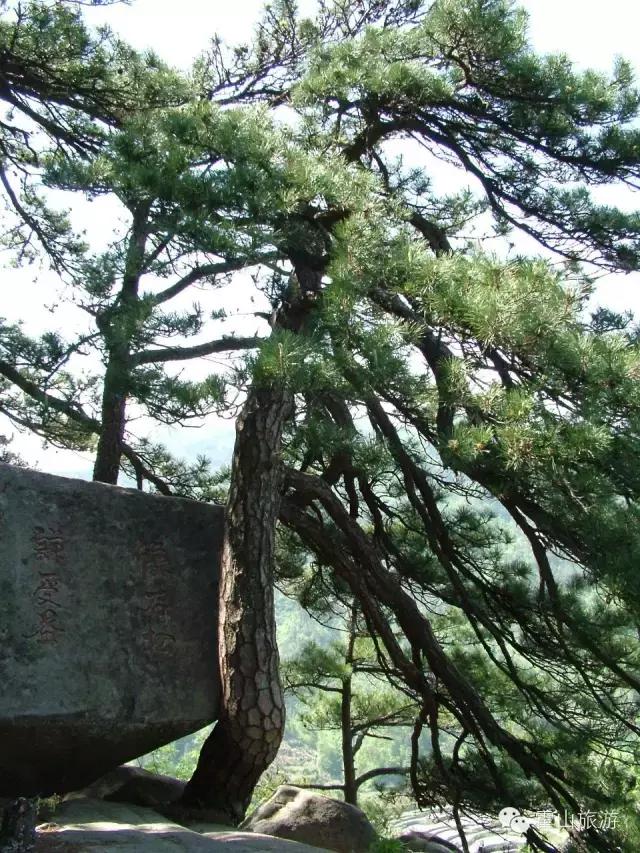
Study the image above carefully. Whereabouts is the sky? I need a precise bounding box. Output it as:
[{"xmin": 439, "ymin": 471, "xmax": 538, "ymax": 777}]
[
  {"xmin": 3, "ymin": 0, "xmax": 640, "ymax": 479},
  {"xmin": 78, "ymin": 0, "xmax": 639, "ymax": 75}
]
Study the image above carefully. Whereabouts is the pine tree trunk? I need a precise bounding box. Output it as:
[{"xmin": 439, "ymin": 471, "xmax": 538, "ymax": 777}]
[
  {"xmin": 342, "ymin": 607, "xmax": 358, "ymax": 805},
  {"xmin": 180, "ymin": 384, "xmax": 292, "ymax": 822},
  {"xmin": 92, "ymin": 357, "xmax": 127, "ymax": 484},
  {"xmin": 93, "ymin": 201, "xmax": 149, "ymax": 486},
  {"xmin": 341, "ymin": 678, "xmax": 358, "ymax": 806}
]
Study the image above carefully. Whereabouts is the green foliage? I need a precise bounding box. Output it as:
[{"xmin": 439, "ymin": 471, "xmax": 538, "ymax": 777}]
[
  {"xmin": 0, "ymin": 434, "xmax": 27, "ymax": 466},
  {"xmin": 367, "ymin": 839, "xmax": 408, "ymax": 853},
  {"xmin": 37, "ymin": 794, "xmax": 62, "ymax": 823},
  {"xmin": 360, "ymin": 789, "xmax": 416, "ymax": 839},
  {"xmin": 136, "ymin": 726, "xmax": 212, "ymax": 781},
  {"xmin": 251, "ymin": 330, "xmax": 345, "ymax": 393},
  {"xmin": 281, "ymin": 596, "xmax": 414, "ymax": 807},
  {"xmin": 3, "ymin": 1, "xmax": 640, "ymax": 848},
  {"xmin": 121, "ymin": 439, "xmax": 229, "ymax": 501},
  {"xmin": 299, "ymin": 0, "xmax": 640, "ymax": 270}
]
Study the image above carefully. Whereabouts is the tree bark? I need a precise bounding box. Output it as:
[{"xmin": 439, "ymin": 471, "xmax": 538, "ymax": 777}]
[
  {"xmin": 342, "ymin": 608, "xmax": 358, "ymax": 806},
  {"xmin": 341, "ymin": 678, "xmax": 358, "ymax": 806},
  {"xmin": 93, "ymin": 200, "xmax": 150, "ymax": 485},
  {"xmin": 179, "ymin": 254, "xmax": 321, "ymax": 821},
  {"xmin": 180, "ymin": 384, "xmax": 292, "ymax": 822},
  {"xmin": 92, "ymin": 356, "xmax": 128, "ymax": 484}
]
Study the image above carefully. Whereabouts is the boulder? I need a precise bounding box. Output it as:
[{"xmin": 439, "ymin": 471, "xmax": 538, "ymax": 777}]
[
  {"xmin": 75, "ymin": 765, "xmax": 187, "ymax": 808},
  {"xmin": 0, "ymin": 463, "xmax": 224, "ymax": 797},
  {"xmin": 396, "ymin": 834, "xmax": 459, "ymax": 852},
  {"xmin": 240, "ymin": 786, "xmax": 377, "ymax": 853}
]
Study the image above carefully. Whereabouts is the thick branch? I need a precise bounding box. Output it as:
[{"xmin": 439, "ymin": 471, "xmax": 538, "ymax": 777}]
[
  {"xmin": 0, "ymin": 358, "xmax": 98, "ymax": 430},
  {"xmin": 282, "ymin": 468, "xmax": 578, "ymax": 813},
  {"xmin": 150, "ymin": 256, "xmax": 274, "ymax": 306},
  {"xmin": 355, "ymin": 766, "xmax": 408, "ymax": 789},
  {"xmin": 133, "ymin": 336, "xmax": 264, "ymax": 366}
]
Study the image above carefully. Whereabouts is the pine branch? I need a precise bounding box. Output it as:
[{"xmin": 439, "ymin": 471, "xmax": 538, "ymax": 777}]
[
  {"xmin": 291, "ymin": 781, "xmax": 345, "ymax": 792},
  {"xmin": 133, "ymin": 336, "xmax": 264, "ymax": 365},
  {"xmin": 281, "ymin": 469, "xmax": 577, "ymax": 813},
  {"xmin": 150, "ymin": 256, "xmax": 276, "ymax": 305},
  {"xmin": 351, "ymin": 705, "xmax": 415, "ymax": 733},
  {"xmin": 0, "ymin": 357, "xmax": 98, "ymax": 430},
  {"xmin": 354, "ymin": 766, "xmax": 408, "ymax": 788},
  {"xmin": 0, "ymin": 166, "xmax": 68, "ymax": 270},
  {"xmin": 0, "ymin": 358, "xmax": 171, "ymax": 494},
  {"xmin": 284, "ymin": 680, "xmax": 344, "ymax": 695}
]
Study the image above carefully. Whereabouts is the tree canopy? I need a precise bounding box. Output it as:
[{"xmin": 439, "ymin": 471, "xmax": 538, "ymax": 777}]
[{"xmin": 2, "ymin": 1, "xmax": 640, "ymax": 850}]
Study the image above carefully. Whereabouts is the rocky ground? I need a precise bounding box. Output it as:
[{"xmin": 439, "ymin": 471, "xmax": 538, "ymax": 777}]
[
  {"xmin": 34, "ymin": 797, "xmax": 327, "ymax": 852},
  {"xmin": 3, "ymin": 769, "xmax": 569, "ymax": 852}
]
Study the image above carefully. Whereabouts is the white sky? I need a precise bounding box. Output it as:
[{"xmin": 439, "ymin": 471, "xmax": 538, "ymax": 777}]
[
  {"xmin": 79, "ymin": 0, "xmax": 638, "ymax": 76},
  {"xmin": 3, "ymin": 0, "xmax": 640, "ymax": 478}
]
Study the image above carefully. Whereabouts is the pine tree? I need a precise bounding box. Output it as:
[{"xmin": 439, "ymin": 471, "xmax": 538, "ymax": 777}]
[
  {"xmin": 283, "ymin": 604, "xmax": 413, "ymax": 806},
  {"xmin": 3, "ymin": 2, "xmax": 640, "ymax": 849}
]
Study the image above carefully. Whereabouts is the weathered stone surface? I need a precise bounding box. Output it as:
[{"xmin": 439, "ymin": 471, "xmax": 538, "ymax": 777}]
[
  {"xmin": 0, "ymin": 797, "xmax": 37, "ymax": 852},
  {"xmin": 0, "ymin": 463, "xmax": 223, "ymax": 797},
  {"xmin": 34, "ymin": 798, "xmax": 329, "ymax": 852},
  {"xmin": 239, "ymin": 786, "xmax": 378, "ymax": 853}
]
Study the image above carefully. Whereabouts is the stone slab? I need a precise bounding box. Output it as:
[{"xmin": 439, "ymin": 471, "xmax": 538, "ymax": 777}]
[{"xmin": 0, "ymin": 464, "xmax": 224, "ymax": 797}]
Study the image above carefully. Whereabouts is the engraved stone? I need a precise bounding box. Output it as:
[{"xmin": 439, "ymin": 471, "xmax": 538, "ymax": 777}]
[{"xmin": 0, "ymin": 463, "xmax": 223, "ymax": 797}]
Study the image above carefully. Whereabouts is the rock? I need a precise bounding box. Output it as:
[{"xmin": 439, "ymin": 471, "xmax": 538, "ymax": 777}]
[
  {"xmin": 204, "ymin": 830, "xmax": 329, "ymax": 852},
  {"xmin": 0, "ymin": 797, "xmax": 37, "ymax": 852},
  {"xmin": 239, "ymin": 786, "xmax": 377, "ymax": 852},
  {"xmin": 74, "ymin": 765, "xmax": 187, "ymax": 808},
  {"xmin": 396, "ymin": 834, "xmax": 459, "ymax": 852},
  {"xmin": 0, "ymin": 463, "xmax": 224, "ymax": 797},
  {"xmin": 35, "ymin": 797, "xmax": 329, "ymax": 852}
]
